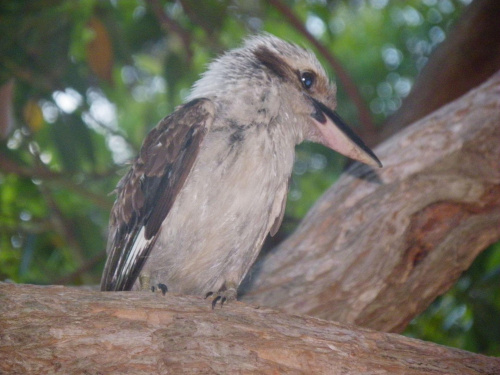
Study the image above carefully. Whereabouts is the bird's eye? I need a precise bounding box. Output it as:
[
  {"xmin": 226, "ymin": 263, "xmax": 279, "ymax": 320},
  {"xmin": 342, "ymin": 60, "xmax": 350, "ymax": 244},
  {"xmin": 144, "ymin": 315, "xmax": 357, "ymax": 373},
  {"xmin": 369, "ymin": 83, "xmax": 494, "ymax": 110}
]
[{"xmin": 300, "ymin": 71, "xmax": 315, "ymax": 90}]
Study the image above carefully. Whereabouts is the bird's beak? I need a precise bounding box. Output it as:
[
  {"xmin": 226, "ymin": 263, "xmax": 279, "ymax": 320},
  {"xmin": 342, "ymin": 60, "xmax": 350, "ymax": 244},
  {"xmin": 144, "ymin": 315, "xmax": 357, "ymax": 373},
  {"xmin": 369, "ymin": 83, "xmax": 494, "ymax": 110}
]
[{"xmin": 309, "ymin": 97, "xmax": 382, "ymax": 168}]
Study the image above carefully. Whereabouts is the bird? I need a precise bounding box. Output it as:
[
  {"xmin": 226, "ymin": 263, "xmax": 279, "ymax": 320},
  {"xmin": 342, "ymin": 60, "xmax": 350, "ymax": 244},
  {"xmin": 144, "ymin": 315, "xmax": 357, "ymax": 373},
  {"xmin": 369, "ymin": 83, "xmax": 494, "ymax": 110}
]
[{"xmin": 100, "ymin": 34, "xmax": 382, "ymax": 306}]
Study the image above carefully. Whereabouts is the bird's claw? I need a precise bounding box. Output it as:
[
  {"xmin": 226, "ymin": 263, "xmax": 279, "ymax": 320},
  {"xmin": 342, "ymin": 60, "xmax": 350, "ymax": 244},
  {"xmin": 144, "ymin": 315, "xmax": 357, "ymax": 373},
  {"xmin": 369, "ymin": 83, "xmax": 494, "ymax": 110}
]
[
  {"xmin": 151, "ymin": 283, "xmax": 168, "ymax": 295},
  {"xmin": 205, "ymin": 285, "xmax": 237, "ymax": 309}
]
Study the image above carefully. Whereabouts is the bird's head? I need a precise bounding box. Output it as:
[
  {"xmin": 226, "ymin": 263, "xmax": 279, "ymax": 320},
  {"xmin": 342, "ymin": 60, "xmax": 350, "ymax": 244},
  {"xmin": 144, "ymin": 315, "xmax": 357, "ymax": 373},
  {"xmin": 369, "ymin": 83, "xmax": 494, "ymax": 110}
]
[{"xmin": 188, "ymin": 34, "xmax": 381, "ymax": 168}]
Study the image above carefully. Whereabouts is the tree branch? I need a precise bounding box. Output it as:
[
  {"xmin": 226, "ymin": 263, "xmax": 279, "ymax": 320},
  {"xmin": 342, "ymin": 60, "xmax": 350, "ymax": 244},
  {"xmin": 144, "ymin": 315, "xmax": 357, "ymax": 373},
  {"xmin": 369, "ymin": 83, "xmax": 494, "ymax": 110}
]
[
  {"xmin": 241, "ymin": 71, "xmax": 500, "ymax": 333},
  {"xmin": 38, "ymin": 183, "xmax": 87, "ymax": 266},
  {"xmin": 1, "ymin": 283, "xmax": 499, "ymax": 374},
  {"xmin": 146, "ymin": 0, "xmax": 193, "ymax": 63},
  {"xmin": 52, "ymin": 252, "xmax": 105, "ymax": 285},
  {"xmin": 0, "ymin": 154, "xmax": 114, "ymax": 210}
]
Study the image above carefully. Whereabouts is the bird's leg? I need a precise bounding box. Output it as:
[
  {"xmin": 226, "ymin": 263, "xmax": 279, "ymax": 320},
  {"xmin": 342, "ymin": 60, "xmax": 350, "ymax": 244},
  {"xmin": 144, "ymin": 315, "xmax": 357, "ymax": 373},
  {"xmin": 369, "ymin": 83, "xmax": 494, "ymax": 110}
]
[
  {"xmin": 206, "ymin": 282, "xmax": 238, "ymax": 309},
  {"xmin": 140, "ymin": 272, "xmax": 168, "ymax": 295},
  {"xmin": 139, "ymin": 273, "xmax": 150, "ymax": 291}
]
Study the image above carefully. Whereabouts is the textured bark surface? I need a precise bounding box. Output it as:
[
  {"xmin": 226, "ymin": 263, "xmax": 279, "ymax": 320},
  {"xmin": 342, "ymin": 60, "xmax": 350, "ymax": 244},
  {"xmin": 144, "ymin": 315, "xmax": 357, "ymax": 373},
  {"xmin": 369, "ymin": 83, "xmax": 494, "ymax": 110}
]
[
  {"xmin": 241, "ymin": 72, "xmax": 500, "ymax": 332},
  {"xmin": 1, "ymin": 283, "xmax": 500, "ymax": 375}
]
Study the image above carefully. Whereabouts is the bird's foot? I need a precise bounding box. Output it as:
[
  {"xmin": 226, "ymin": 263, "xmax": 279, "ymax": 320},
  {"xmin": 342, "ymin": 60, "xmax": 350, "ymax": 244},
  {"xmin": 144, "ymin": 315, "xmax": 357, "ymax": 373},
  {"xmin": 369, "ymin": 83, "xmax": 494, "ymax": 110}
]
[
  {"xmin": 139, "ymin": 273, "xmax": 168, "ymax": 295},
  {"xmin": 205, "ymin": 283, "xmax": 237, "ymax": 309},
  {"xmin": 139, "ymin": 273, "xmax": 151, "ymax": 291},
  {"xmin": 151, "ymin": 283, "xmax": 168, "ymax": 295}
]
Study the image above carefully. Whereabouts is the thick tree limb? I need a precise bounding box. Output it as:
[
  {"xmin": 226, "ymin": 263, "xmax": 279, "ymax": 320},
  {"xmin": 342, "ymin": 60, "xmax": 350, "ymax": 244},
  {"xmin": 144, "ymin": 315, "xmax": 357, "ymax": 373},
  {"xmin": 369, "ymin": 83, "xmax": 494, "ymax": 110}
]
[
  {"xmin": 241, "ymin": 72, "xmax": 500, "ymax": 333},
  {"xmin": 1, "ymin": 283, "xmax": 499, "ymax": 374}
]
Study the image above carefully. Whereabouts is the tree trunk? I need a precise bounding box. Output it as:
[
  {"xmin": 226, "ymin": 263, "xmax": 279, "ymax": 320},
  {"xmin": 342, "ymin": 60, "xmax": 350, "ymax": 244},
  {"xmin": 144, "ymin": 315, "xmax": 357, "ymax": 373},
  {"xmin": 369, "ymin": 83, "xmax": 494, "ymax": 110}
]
[
  {"xmin": 1, "ymin": 283, "xmax": 499, "ymax": 375},
  {"xmin": 241, "ymin": 71, "xmax": 500, "ymax": 333}
]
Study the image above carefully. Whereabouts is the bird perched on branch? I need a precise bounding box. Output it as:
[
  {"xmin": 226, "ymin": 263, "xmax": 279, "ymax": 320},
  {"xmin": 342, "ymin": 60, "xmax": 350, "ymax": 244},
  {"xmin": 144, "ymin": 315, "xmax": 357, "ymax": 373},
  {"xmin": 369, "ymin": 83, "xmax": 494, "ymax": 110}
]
[{"xmin": 100, "ymin": 34, "xmax": 382, "ymax": 306}]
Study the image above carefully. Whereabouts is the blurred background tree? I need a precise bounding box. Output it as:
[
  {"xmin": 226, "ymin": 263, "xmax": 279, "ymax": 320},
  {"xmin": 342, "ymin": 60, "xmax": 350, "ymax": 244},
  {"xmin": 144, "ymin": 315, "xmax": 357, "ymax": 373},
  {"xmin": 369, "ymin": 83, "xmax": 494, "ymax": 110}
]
[{"xmin": 0, "ymin": 0, "xmax": 498, "ymax": 356}]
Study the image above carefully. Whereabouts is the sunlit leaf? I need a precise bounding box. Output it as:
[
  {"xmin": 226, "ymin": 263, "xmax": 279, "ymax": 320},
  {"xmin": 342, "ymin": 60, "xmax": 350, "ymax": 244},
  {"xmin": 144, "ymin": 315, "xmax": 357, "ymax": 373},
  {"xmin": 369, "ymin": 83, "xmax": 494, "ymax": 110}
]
[{"xmin": 23, "ymin": 99, "xmax": 45, "ymax": 133}]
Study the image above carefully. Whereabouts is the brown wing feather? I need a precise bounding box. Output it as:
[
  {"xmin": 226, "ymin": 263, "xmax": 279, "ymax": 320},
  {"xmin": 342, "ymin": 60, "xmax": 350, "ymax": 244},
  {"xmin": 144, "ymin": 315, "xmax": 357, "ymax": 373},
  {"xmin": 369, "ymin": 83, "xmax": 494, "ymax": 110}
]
[{"xmin": 101, "ymin": 99, "xmax": 215, "ymax": 291}]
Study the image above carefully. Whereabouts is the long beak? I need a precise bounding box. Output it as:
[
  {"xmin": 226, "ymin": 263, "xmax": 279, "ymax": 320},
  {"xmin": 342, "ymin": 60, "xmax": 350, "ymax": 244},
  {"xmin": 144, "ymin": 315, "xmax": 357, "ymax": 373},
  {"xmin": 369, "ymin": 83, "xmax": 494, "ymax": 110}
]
[{"xmin": 310, "ymin": 97, "xmax": 382, "ymax": 168}]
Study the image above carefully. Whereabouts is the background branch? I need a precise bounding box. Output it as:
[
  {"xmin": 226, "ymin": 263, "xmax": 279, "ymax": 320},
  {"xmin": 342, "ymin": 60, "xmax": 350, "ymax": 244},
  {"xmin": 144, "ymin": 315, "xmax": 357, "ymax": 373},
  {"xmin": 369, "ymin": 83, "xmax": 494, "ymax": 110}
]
[
  {"xmin": 147, "ymin": 0, "xmax": 194, "ymax": 63},
  {"xmin": 38, "ymin": 183, "xmax": 87, "ymax": 266},
  {"xmin": 0, "ymin": 154, "xmax": 114, "ymax": 210},
  {"xmin": 52, "ymin": 252, "xmax": 106, "ymax": 285}
]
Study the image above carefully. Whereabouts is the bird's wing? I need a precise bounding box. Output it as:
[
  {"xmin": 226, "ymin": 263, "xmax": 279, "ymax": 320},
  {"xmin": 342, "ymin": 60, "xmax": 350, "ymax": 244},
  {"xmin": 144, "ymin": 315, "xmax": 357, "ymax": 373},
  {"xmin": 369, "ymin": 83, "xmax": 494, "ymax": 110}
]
[{"xmin": 101, "ymin": 98, "xmax": 215, "ymax": 291}]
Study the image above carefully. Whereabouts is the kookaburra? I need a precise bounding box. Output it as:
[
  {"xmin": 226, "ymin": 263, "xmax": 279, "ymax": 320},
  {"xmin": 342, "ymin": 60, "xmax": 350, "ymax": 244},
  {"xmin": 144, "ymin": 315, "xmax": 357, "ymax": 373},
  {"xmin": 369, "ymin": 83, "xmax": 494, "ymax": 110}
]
[{"xmin": 101, "ymin": 34, "xmax": 382, "ymax": 306}]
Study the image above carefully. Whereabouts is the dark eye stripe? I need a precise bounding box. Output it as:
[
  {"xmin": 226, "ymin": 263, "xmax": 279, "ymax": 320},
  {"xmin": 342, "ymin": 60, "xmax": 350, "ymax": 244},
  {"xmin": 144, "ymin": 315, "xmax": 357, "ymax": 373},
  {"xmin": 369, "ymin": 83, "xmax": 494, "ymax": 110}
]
[{"xmin": 300, "ymin": 71, "xmax": 315, "ymax": 90}]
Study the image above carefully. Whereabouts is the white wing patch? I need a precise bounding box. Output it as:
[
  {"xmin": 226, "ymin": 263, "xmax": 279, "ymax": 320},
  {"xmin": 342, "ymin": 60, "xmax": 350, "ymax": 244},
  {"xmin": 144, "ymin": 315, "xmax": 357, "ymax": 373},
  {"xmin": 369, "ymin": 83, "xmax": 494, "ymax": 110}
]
[{"xmin": 122, "ymin": 226, "xmax": 153, "ymax": 280}]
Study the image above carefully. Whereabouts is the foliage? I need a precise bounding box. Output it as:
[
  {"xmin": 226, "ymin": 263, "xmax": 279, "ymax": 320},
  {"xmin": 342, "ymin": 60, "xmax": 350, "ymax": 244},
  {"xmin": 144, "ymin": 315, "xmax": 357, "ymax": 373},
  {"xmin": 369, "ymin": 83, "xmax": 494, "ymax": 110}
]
[
  {"xmin": 406, "ymin": 242, "xmax": 500, "ymax": 356},
  {"xmin": 0, "ymin": 0, "xmax": 498, "ymax": 355}
]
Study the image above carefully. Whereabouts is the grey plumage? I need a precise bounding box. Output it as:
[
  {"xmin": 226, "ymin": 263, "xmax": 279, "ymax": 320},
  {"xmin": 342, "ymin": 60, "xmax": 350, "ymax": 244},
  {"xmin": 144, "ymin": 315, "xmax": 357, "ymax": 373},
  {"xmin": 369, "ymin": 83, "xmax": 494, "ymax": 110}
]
[{"xmin": 100, "ymin": 34, "xmax": 381, "ymax": 304}]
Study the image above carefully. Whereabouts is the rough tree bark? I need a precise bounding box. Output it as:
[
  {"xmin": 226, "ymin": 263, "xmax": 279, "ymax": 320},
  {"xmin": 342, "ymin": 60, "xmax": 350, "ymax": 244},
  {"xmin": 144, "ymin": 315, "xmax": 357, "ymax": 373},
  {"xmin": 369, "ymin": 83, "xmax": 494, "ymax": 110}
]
[
  {"xmin": 1, "ymin": 283, "xmax": 499, "ymax": 375},
  {"xmin": 241, "ymin": 71, "xmax": 500, "ymax": 333}
]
